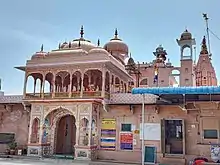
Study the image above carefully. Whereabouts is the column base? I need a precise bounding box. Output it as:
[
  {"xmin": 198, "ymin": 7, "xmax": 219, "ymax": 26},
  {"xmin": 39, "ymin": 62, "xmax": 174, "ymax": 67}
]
[
  {"xmin": 74, "ymin": 145, "xmax": 98, "ymax": 160},
  {"xmin": 27, "ymin": 144, "xmax": 51, "ymax": 157}
]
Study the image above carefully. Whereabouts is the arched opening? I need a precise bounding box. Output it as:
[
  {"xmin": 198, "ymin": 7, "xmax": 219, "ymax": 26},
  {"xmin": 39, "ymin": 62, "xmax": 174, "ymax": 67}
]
[
  {"xmin": 26, "ymin": 75, "xmax": 34, "ymax": 93},
  {"xmin": 55, "ymin": 71, "xmax": 70, "ymax": 94},
  {"xmin": 170, "ymin": 70, "xmax": 180, "ymax": 87},
  {"xmin": 79, "ymin": 117, "xmax": 89, "ymax": 146},
  {"xmin": 140, "ymin": 78, "xmax": 148, "ymax": 87},
  {"xmin": 105, "ymin": 72, "xmax": 110, "ymax": 92},
  {"xmin": 55, "ymin": 114, "xmax": 76, "ymax": 155},
  {"xmin": 44, "ymin": 72, "xmax": 53, "ymax": 94},
  {"xmin": 26, "ymin": 73, "xmax": 43, "ymax": 97},
  {"xmin": 83, "ymin": 69, "xmax": 102, "ymax": 97},
  {"xmin": 182, "ymin": 46, "xmax": 191, "ymax": 59},
  {"xmin": 30, "ymin": 118, "xmax": 40, "ymax": 143},
  {"xmin": 115, "ymin": 77, "xmax": 120, "ymax": 93},
  {"xmin": 72, "ymin": 71, "xmax": 81, "ymax": 92},
  {"xmin": 120, "ymin": 81, "xmax": 124, "ymax": 92}
]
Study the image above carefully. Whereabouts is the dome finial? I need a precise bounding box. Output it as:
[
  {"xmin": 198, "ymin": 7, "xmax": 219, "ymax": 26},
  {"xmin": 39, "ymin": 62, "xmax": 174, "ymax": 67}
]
[
  {"xmin": 78, "ymin": 40, "xmax": 81, "ymax": 47},
  {"xmin": 114, "ymin": 28, "xmax": 118, "ymax": 38},
  {"xmin": 129, "ymin": 52, "xmax": 132, "ymax": 58},
  {"xmin": 40, "ymin": 44, "xmax": 44, "ymax": 52},
  {"xmin": 80, "ymin": 25, "xmax": 84, "ymax": 38},
  {"xmin": 97, "ymin": 39, "xmax": 100, "ymax": 47}
]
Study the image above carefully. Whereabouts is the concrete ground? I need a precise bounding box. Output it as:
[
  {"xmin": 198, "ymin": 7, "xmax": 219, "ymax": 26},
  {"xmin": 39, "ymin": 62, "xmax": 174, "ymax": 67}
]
[
  {"xmin": 0, "ymin": 158, "xmax": 89, "ymax": 165},
  {"xmin": 0, "ymin": 158, "xmax": 141, "ymax": 165}
]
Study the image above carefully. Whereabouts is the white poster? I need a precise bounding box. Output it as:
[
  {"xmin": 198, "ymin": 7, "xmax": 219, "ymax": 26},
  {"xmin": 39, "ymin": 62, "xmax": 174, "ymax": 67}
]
[{"xmin": 140, "ymin": 123, "xmax": 161, "ymax": 141}]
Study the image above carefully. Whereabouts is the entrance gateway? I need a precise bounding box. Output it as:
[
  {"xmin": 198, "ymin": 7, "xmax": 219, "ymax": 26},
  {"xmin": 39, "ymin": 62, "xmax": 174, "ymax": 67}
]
[
  {"xmin": 55, "ymin": 114, "xmax": 76, "ymax": 158},
  {"xmin": 27, "ymin": 103, "xmax": 98, "ymax": 160}
]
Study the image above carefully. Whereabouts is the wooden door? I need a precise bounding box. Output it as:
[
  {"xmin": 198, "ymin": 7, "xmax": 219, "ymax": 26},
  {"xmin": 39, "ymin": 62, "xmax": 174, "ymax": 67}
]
[
  {"xmin": 161, "ymin": 119, "xmax": 165, "ymax": 156},
  {"xmin": 182, "ymin": 119, "xmax": 186, "ymax": 155}
]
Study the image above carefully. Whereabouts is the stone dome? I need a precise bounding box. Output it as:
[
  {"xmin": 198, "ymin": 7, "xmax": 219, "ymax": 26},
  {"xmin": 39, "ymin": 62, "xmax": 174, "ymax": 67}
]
[
  {"xmin": 127, "ymin": 57, "xmax": 135, "ymax": 65},
  {"xmin": 89, "ymin": 39, "xmax": 110, "ymax": 56},
  {"xmin": 31, "ymin": 45, "xmax": 47, "ymax": 60},
  {"xmin": 65, "ymin": 39, "xmax": 96, "ymax": 52},
  {"xmin": 103, "ymin": 29, "xmax": 129, "ymax": 56},
  {"xmin": 180, "ymin": 29, "xmax": 192, "ymax": 40},
  {"xmin": 63, "ymin": 26, "xmax": 96, "ymax": 52},
  {"xmin": 60, "ymin": 41, "xmax": 68, "ymax": 48},
  {"xmin": 31, "ymin": 51, "xmax": 47, "ymax": 60}
]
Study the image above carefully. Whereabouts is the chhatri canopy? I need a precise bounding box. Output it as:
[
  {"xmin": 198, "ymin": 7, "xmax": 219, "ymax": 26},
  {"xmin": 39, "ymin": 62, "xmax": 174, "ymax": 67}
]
[{"xmin": 132, "ymin": 86, "xmax": 220, "ymax": 95}]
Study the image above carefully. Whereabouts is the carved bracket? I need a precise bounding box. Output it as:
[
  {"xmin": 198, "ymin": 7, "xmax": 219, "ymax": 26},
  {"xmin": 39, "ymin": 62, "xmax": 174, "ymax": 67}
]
[
  {"xmin": 4, "ymin": 104, "xmax": 13, "ymax": 112},
  {"xmin": 101, "ymin": 100, "xmax": 108, "ymax": 112},
  {"xmin": 22, "ymin": 102, "xmax": 31, "ymax": 112},
  {"xmin": 155, "ymin": 105, "xmax": 160, "ymax": 114},
  {"xmin": 129, "ymin": 105, "xmax": 134, "ymax": 114}
]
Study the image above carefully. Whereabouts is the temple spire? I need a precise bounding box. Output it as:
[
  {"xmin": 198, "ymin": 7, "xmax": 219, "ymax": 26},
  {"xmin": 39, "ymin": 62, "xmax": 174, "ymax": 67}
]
[
  {"xmin": 200, "ymin": 36, "xmax": 208, "ymax": 54},
  {"xmin": 80, "ymin": 25, "xmax": 84, "ymax": 38}
]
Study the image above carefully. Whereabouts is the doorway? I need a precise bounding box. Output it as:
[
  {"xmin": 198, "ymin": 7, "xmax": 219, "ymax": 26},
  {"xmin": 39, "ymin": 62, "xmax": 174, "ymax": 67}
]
[
  {"xmin": 163, "ymin": 119, "xmax": 184, "ymax": 154},
  {"xmin": 55, "ymin": 115, "xmax": 76, "ymax": 155}
]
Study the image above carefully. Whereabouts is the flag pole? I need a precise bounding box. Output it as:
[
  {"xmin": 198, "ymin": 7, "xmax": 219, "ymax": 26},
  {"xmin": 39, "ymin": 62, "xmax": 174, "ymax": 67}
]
[
  {"xmin": 141, "ymin": 94, "xmax": 145, "ymax": 165},
  {"xmin": 203, "ymin": 13, "xmax": 211, "ymax": 56}
]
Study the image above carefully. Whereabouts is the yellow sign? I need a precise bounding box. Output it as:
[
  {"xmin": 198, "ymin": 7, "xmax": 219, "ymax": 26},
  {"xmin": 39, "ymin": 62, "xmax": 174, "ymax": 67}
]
[
  {"xmin": 134, "ymin": 130, "xmax": 140, "ymax": 134},
  {"xmin": 101, "ymin": 119, "xmax": 116, "ymax": 130}
]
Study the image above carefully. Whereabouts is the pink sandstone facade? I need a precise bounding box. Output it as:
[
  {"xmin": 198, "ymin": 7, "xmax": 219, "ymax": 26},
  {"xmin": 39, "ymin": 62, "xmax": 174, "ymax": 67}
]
[{"xmin": 0, "ymin": 26, "xmax": 219, "ymax": 164}]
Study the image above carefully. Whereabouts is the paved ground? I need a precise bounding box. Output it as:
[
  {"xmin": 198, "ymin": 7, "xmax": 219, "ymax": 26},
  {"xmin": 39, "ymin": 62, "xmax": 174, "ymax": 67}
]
[
  {"xmin": 0, "ymin": 157, "xmax": 140, "ymax": 165},
  {"xmin": 0, "ymin": 158, "xmax": 89, "ymax": 165}
]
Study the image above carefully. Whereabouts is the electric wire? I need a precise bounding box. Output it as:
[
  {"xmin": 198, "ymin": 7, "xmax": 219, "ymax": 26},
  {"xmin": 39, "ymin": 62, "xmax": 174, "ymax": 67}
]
[{"xmin": 208, "ymin": 28, "xmax": 220, "ymax": 41}]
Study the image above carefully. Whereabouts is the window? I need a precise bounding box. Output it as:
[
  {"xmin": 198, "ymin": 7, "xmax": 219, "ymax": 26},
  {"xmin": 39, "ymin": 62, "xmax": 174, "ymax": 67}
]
[
  {"xmin": 204, "ymin": 130, "xmax": 218, "ymax": 139},
  {"xmin": 185, "ymin": 79, "xmax": 189, "ymax": 85},
  {"xmin": 121, "ymin": 124, "xmax": 132, "ymax": 132},
  {"xmin": 185, "ymin": 68, "xmax": 188, "ymax": 72},
  {"xmin": 0, "ymin": 133, "xmax": 15, "ymax": 144},
  {"xmin": 140, "ymin": 78, "xmax": 148, "ymax": 86}
]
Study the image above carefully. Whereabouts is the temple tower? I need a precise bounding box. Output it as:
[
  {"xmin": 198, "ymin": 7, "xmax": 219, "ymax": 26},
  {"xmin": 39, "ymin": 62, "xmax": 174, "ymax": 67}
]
[
  {"xmin": 176, "ymin": 29, "xmax": 196, "ymax": 86},
  {"xmin": 195, "ymin": 36, "xmax": 217, "ymax": 86}
]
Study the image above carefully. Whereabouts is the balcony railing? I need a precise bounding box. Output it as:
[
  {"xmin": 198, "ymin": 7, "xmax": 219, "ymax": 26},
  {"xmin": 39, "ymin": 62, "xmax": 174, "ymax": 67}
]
[{"xmin": 25, "ymin": 91, "xmax": 110, "ymax": 100}]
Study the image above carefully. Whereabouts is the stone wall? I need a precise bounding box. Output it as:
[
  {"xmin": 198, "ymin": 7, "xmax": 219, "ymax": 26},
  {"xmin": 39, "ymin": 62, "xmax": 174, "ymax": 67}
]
[
  {"xmin": 98, "ymin": 103, "xmax": 217, "ymax": 164},
  {"xmin": 0, "ymin": 103, "xmax": 29, "ymax": 153}
]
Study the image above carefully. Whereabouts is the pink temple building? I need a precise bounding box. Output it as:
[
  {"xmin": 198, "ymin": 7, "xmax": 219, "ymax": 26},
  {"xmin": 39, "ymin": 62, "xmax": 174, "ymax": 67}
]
[{"xmin": 0, "ymin": 26, "xmax": 218, "ymax": 164}]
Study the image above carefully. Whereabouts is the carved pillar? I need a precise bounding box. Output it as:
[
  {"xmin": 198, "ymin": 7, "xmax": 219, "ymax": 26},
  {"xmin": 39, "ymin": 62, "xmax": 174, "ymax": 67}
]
[
  {"xmin": 101, "ymin": 69, "xmax": 106, "ymax": 97},
  {"xmin": 39, "ymin": 105, "xmax": 44, "ymax": 145},
  {"xmin": 41, "ymin": 74, "xmax": 46, "ymax": 98},
  {"xmin": 23, "ymin": 72, "xmax": 28, "ymax": 97},
  {"xmin": 126, "ymin": 82, "xmax": 129, "ymax": 93},
  {"xmin": 112, "ymin": 75, "xmax": 115, "ymax": 93},
  {"xmin": 61, "ymin": 77, "xmax": 65, "ymax": 92},
  {"xmin": 28, "ymin": 115, "xmax": 33, "ymax": 144},
  {"xmin": 80, "ymin": 73, "xmax": 84, "ymax": 98},
  {"xmin": 74, "ymin": 104, "xmax": 80, "ymax": 149},
  {"xmin": 69, "ymin": 73, "xmax": 73, "ymax": 98},
  {"xmin": 33, "ymin": 79, "xmax": 36, "ymax": 94},
  {"xmin": 52, "ymin": 73, "xmax": 56, "ymax": 98},
  {"xmin": 109, "ymin": 73, "xmax": 112, "ymax": 93},
  {"xmin": 122, "ymin": 82, "xmax": 124, "ymax": 92},
  {"xmin": 88, "ymin": 108, "xmax": 92, "ymax": 146},
  {"xmin": 119, "ymin": 80, "xmax": 121, "ymax": 93},
  {"xmin": 88, "ymin": 72, "xmax": 91, "ymax": 89}
]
